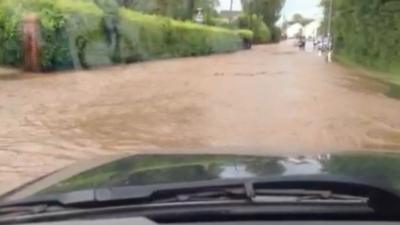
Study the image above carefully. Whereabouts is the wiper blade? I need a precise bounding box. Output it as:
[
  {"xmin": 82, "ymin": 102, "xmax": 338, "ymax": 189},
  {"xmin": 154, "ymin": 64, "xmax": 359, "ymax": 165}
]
[
  {"xmin": 0, "ymin": 175, "xmax": 398, "ymax": 212},
  {"xmin": 0, "ymin": 188, "xmax": 368, "ymax": 219},
  {"xmin": 152, "ymin": 187, "xmax": 368, "ymax": 205},
  {"xmin": 253, "ymin": 190, "xmax": 368, "ymax": 204},
  {"xmin": 151, "ymin": 178, "xmax": 369, "ymax": 204},
  {"xmin": 0, "ymin": 190, "xmax": 96, "ymax": 209},
  {"xmin": 0, "ymin": 190, "xmax": 97, "ymax": 218},
  {"xmin": 92, "ymin": 174, "xmax": 400, "ymax": 216}
]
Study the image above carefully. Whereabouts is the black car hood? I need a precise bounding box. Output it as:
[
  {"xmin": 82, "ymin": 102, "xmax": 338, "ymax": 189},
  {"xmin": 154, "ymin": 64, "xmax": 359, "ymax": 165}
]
[{"xmin": 3, "ymin": 152, "xmax": 400, "ymax": 201}]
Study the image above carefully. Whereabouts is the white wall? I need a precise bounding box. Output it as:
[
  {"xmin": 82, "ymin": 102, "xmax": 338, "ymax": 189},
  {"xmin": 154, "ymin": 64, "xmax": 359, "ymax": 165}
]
[
  {"xmin": 286, "ymin": 23, "xmax": 303, "ymax": 38},
  {"xmin": 303, "ymin": 20, "xmax": 321, "ymax": 39}
]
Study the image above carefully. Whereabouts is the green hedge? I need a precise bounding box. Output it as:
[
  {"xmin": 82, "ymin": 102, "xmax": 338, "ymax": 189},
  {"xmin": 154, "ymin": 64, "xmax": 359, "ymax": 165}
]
[
  {"xmin": 236, "ymin": 29, "xmax": 254, "ymax": 41},
  {"xmin": 118, "ymin": 9, "xmax": 244, "ymax": 62},
  {"xmin": 238, "ymin": 14, "xmax": 271, "ymax": 44},
  {"xmin": 0, "ymin": 0, "xmax": 25, "ymax": 66},
  {"xmin": 207, "ymin": 18, "xmax": 232, "ymax": 28},
  {"xmin": 0, "ymin": 0, "xmax": 250, "ymax": 71},
  {"xmin": 46, "ymin": 0, "xmax": 106, "ymax": 69},
  {"xmin": 326, "ymin": 0, "xmax": 400, "ymax": 76},
  {"xmin": 0, "ymin": 0, "xmax": 105, "ymax": 70},
  {"xmin": 270, "ymin": 26, "xmax": 282, "ymax": 43}
]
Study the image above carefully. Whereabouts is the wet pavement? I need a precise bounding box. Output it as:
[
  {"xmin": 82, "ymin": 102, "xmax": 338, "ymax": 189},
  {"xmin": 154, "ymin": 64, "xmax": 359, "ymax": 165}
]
[{"xmin": 2, "ymin": 41, "xmax": 400, "ymax": 193}]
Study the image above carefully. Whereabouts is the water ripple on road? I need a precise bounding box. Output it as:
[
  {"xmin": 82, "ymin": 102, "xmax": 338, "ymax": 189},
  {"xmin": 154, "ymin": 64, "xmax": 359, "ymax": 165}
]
[{"xmin": 2, "ymin": 42, "xmax": 400, "ymax": 193}]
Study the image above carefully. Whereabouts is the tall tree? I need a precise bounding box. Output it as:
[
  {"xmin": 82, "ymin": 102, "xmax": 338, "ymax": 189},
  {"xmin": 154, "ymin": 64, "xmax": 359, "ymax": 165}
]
[
  {"xmin": 288, "ymin": 13, "xmax": 314, "ymax": 26},
  {"xmin": 115, "ymin": 0, "xmax": 218, "ymax": 21},
  {"xmin": 186, "ymin": 0, "xmax": 196, "ymax": 20},
  {"xmin": 241, "ymin": 0, "xmax": 286, "ymax": 27}
]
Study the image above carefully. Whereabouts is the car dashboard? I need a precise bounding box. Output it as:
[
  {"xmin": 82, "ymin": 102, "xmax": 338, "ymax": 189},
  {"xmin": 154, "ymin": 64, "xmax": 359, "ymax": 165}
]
[{"xmin": 16, "ymin": 218, "xmax": 400, "ymax": 225}]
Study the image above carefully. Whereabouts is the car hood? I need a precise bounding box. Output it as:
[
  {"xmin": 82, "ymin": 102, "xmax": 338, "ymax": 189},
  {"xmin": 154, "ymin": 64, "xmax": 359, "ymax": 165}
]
[{"xmin": 3, "ymin": 152, "xmax": 400, "ymax": 201}]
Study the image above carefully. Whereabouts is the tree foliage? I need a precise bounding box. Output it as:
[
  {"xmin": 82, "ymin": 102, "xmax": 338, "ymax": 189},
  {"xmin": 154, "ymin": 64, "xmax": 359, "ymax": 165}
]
[
  {"xmin": 238, "ymin": 13, "xmax": 271, "ymax": 43},
  {"xmin": 288, "ymin": 13, "xmax": 314, "ymax": 26},
  {"xmin": 241, "ymin": 0, "xmax": 285, "ymax": 26},
  {"xmin": 322, "ymin": 0, "xmax": 400, "ymax": 74},
  {"xmin": 115, "ymin": 0, "xmax": 219, "ymax": 21},
  {"xmin": 241, "ymin": 0, "xmax": 285, "ymax": 42},
  {"xmin": 0, "ymin": 0, "xmax": 249, "ymax": 70}
]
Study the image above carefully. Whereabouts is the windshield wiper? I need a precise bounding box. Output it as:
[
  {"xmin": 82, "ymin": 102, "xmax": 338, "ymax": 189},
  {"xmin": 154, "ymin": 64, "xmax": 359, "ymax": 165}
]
[
  {"xmin": 150, "ymin": 186, "xmax": 369, "ymax": 205},
  {"xmin": 0, "ymin": 175, "xmax": 398, "ymax": 214},
  {"xmin": 243, "ymin": 186, "xmax": 369, "ymax": 204}
]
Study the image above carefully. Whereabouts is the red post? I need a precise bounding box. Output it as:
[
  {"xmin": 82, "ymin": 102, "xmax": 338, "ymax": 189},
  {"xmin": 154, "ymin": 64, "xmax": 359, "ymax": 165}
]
[{"xmin": 23, "ymin": 13, "xmax": 41, "ymax": 72}]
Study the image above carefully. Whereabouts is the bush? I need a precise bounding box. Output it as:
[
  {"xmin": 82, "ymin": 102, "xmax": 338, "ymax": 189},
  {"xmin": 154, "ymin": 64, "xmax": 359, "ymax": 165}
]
[
  {"xmin": 0, "ymin": 0, "xmax": 105, "ymax": 70},
  {"xmin": 0, "ymin": 0, "xmax": 249, "ymax": 70},
  {"xmin": 0, "ymin": 0, "xmax": 25, "ymax": 66},
  {"xmin": 238, "ymin": 14, "xmax": 271, "ymax": 44},
  {"xmin": 326, "ymin": 0, "xmax": 400, "ymax": 75},
  {"xmin": 236, "ymin": 29, "xmax": 254, "ymax": 49},
  {"xmin": 270, "ymin": 26, "xmax": 282, "ymax": 43},
  {"xmin": 46, "ymin": 0, "xmax": 106, "ymax": 70},
  {"xmin": 207, "ymin": 18, "xmax": 232, "ymax": 29},
  {"xmin": 118, "ymin": 9, "xmax": 244, "ymax": 62},
  {"xmin": 255, "ymin": 20, "xmax": 271, "ymax": 44},
  {"xmin": 236, "ymin": 29, "xmax": 254, "ymax": 41}
]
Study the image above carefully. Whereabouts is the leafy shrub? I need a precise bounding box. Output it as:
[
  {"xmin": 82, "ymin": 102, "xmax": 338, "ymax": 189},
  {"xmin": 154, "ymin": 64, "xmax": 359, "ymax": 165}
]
[
  {"xmin": 30, "ymin": 0, "xmax": 74, "ymax": 70},
  {"xmin": 236, "ymin": 29, "xmax": 254, "ymax": 41},
  {"xmin": 50, "ymin": 0, "xmax": 105, "ymax": 69},
  {"xmin": 207, "ymin": 18, "xmax": 232, "ymax": 28},
  {"xmin": 0, "ymin": 0, "xmax": 248, "ymax": 70},
  {"xmin": 238, "ymin": 14, "xmax": 271, "ymax": 44},
  {"xmin": 0, "ymin": 0, "xmax": 25, "ymax": 66},
  {"xmin": 0, "ymin": 0, "xmax": 105, "ymax": 70},
  {"xmin": 255, "ymin": 20, "xmax": 271, "ymax": 44},
  {"xmin": 118, "ymin": 9, "xmax": 243, "ymax": 62},
  {"xmin": 236, "ymin": 29, "xmax": 254, "ymax": 49},
  {"xmin": 326, "ymin": 0, "xmax": 400, "ymax": 75},
  {"xmin": 270, "ymin": 26, "xmax": 282, "ymax": 43}
]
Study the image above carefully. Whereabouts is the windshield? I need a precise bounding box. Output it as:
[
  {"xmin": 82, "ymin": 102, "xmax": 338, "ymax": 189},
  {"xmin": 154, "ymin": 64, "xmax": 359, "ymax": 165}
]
[{"xmin": 1, "ymin": 0, "xmax": 400, "ymax": 203}]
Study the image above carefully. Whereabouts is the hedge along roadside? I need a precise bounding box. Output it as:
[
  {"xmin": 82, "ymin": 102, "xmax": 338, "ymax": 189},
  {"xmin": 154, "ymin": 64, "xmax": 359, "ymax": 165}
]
[
  {"xmin": 118, "ymin": 9, "xmax": 247, "ymax": 63},
  {"xmin": 0, "ymin": 0, "xmax": 253, "ymax": 71},
  {"xmin": 45, "ymin": 0, "xmax": 105, "ymax": 70},
  {"xmin": 0, "ymin": 0, "xmax": 28, "ymax": 67},
  {"xmin": 236, "ymin": 29, "xmax": 254, "ymax": 49},
  {"xmin": 323, "ymin": 0, "xmax": 400, "ymax": 77},
  {"xmin": 238, "ymin": 14, "xmax": 271, "ymax": 44},
  {"xmin": 0, "ymin": 0, "xmax": 105, "ymax": 70}
]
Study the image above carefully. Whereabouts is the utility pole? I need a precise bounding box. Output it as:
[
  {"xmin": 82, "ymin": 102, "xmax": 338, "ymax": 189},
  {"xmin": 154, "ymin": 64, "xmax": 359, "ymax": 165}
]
[
  {"xmin": 327, "ymin": 0, "xmax": 333, "ymax": 62},
  {"xmin": 229, "ymin": 0, "xmax": 234, "ymax": 24}
]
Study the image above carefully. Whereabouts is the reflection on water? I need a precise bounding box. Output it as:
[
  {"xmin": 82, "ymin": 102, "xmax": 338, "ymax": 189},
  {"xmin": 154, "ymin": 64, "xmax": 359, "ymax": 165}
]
[
  {"xmin": 41, "ymin": 155, "xmax": 288, "ymax": 194},
  {"xmin": 219, "ymin": 165, "xmax": 255, "ymax": 178},
  {"xmin": 103, "ymin": 156, "xmax": 288, "ymax": 187},
  {"xmin": 122, "ymin": 164, "xmax": 217, "ymax": 186},
  {"xmin": 281, "ymin": 158, "xmax": 323, "ymax": 176},
  {"xmin": 335, "ymin": 72, "xmax": 387, "ymax": 95},
  {"xmin": 36, "ymin": 153, "xmax": 400, "ymax": 197},
  {"xmin": 5, "ymin": 43, "xmax": 400, "ymax": 195},
  {"xmin": 386, "ymin": 83, "xmax": 400, "ymax": 99},
  {"xmin": 323, "ymin": 153, "xmax": 400, "ymax": 189},
  {"xmin": 338, "ymin": 70, "xmax": 400, "ymax": 101}
]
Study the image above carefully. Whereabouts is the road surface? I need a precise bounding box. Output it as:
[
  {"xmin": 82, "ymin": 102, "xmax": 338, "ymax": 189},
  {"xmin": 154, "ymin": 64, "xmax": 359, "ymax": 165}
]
[{"xmin": 1, "ymin": 41, "xmax": 400, "ymax": 193}]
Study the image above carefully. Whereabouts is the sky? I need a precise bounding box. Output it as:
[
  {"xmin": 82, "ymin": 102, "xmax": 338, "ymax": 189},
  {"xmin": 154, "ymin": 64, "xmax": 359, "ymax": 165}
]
[
  {"xmin": 217, "ymin": 0, "xmax": 242, "ymax": 11},
  {"xmin": 217, "ymin": 0, "xmax": 323, "ymax": 20},
  {"xmin": 281, "ymin": 0, "xmax": 323, "ymax": 20}
]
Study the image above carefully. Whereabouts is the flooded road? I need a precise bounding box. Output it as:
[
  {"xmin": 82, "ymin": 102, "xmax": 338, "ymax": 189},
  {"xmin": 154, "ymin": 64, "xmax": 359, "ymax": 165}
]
[{"xmin": 2, "ymin": 41, "xmax": 400, "ymax": 193}]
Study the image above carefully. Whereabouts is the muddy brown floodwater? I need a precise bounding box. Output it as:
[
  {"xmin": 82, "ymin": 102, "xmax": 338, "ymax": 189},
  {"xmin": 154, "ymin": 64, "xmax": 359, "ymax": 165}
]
[{"xmin": 2, "ymin": 41, "xmax": 400, "ymax": 194}]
